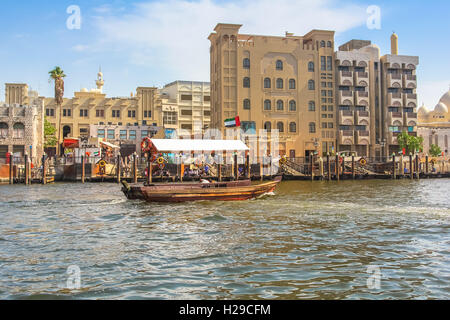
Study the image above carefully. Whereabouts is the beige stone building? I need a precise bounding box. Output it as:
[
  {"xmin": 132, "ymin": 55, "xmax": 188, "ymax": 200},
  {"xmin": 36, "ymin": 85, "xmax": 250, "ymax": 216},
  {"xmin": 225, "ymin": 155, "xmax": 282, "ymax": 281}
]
[
  {"xmin": 160, "ymin": 81, "xmax": 211, "ymax": 135},
  {"xmin": 209, "ymin": 24, "xmax": 335, "ymax": 158},
  {"xmin": 209, "ymin": 24, "xmax": 420, "ymax": 159},
  {"xmin": 417, "ymin": 88, "xmax": 450, "ymax": 155},
  {"xmin": 0, "ymin": 101, "xmax": 44, "ymax": 161}
]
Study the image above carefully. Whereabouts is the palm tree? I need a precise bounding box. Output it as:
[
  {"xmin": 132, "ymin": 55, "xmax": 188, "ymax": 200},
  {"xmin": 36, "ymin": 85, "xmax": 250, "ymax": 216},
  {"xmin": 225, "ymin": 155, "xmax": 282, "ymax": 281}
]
[{"xmin": 49, "ymin": 67, "xmax": 66, "ymax": 155}]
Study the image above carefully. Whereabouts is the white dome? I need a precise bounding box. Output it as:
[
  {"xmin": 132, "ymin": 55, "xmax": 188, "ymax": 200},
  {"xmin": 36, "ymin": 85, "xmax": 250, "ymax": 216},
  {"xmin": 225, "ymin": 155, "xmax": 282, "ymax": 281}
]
[
  {"xmin": 439, "ymin": 90, "xmax": 450, "ymax": 107},
  {"xmin": 434, "ymin": 102, "xmax": 448, "ymax": 114},
  {"xmin": 81, "ymin": 88, "xmax": 88, "ymax": 92},
  {"xmin": 418, "ymin": 104, "xmax": 429, "ymax": 115}
]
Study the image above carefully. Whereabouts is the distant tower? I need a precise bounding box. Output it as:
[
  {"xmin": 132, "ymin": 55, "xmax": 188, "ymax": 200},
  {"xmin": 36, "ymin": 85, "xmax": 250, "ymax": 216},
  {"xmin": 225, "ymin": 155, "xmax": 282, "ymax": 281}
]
[
  {"xmin": 96, "ymin": 68, "xmax": 104, "ymax": 93},
  {"xmin": 391, "ymin": 32, "xmax": 398, "ymax": 55}
]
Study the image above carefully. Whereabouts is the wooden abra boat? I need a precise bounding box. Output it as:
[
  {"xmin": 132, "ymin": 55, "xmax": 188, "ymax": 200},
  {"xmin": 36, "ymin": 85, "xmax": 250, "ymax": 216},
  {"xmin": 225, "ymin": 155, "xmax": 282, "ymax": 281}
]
[{"xmin": 121, "ymin": 176, "xmax": 282, "ymax": 202}]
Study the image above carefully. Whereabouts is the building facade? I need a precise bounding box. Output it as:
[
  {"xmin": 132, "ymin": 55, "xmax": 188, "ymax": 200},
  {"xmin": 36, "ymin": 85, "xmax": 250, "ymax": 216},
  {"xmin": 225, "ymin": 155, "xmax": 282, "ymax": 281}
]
[
  {"xmin": 209, "ymin": 24, "xmax": 335, "ymax": 158},
  {"xmin": 209, "ymin": 24, "xmax": 420, "ymax": 159},
  {"xmin": 417, "ymin": 89, "xmax": 450, "ymax": 155},
  {"xmin": 160, "ymin": 81, "xmax": 211, "ymax": 136},
  {"xmin": 0, "ymin": 102, "xmax": 44, "ymax": 161}
]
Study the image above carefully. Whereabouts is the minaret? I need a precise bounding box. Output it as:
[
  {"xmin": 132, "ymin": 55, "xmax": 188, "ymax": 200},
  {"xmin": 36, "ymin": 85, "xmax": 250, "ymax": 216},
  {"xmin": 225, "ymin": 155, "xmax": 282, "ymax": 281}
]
[
  {"xmin": 391, "ymin": 32, "xmax": 398, "ymax": 55},
  {"xmin": 96, "ymin": 68, "xmax": 104, "ymax": 93}
]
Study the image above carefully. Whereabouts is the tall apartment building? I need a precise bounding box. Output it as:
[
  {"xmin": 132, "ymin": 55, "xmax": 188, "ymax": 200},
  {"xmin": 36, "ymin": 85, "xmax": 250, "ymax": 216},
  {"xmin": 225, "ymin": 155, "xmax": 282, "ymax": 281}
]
[
  {"xmin": 209, "ymin": 24, "xmax": 419, "ymax": 159},
  {"xmin": 160, "ymin": 81, "xmax": 211, "ymax": 136},
  {"xmin": 209, "ymin": 24, "xmax": 336, "ymax": 158}
]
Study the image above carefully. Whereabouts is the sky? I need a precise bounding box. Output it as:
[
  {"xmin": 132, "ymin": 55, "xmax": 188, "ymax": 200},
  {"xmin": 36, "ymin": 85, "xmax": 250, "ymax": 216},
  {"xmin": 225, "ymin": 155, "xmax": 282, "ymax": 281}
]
[{"xmin": 0, "ymin": 0, "xmax": 449, "ymax": 109}]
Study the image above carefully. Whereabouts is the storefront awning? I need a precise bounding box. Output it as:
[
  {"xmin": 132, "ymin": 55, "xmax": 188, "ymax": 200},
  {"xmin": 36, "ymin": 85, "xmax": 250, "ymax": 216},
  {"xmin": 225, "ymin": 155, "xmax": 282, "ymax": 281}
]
[{"xmin": 63, "ymin": 138, "xmax": 80, "ymax": 148}]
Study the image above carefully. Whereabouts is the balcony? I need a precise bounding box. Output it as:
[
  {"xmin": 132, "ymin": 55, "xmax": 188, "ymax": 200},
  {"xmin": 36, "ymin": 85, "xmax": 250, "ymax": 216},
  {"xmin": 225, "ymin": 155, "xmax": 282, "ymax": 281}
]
[
  {"xmin": 388, "ymin": 111, "xmax": 403, "ymax": 126},
  {"xmin": 386, "ymin": 73, "xmax": 402, "ymax": 88},
  {"xmin": 339, "ymin": 90, "xmax": 354, "ymax": 105},
  {"xmin": 338, "ymin": 71, "xmax": 353, "ymax": 86},
  {"xmin": 356, "ymin": 130, "xmax": 370, "ymax": 145},
  {"xmin": 355, "ymin": 91, "xmax": 369, "ymax": 106},
  {"xmin": 403, "ymin": 74, "xmax": 417, "ymax": 89},
  {"xmin": 355, "ymin": 110, "xmax": 370, "ymax": 125},
  {"xmin": 404, "ymin": 112, "xmax": 418, "ymax": 127},
  {"xmin": 339, "ymin": 110, "xmax": 354, "ymax": 125},
  {"xmin": 388, "ymin": 132, "xmax": 400, "ymax": 145},
  {"xmin": 355, "ymin": 72, "xmax": 369, "ymax": 86},
  {"xmin": 339, "ymin": 130, "xmax": 354, "ymax": 145},
  {"xmin": 404, "ymin": 93, "xmax": 417, "ymax": 108},
  {"xmin": 387, "ymin": 92, "xmax": 403, "ymax": 107}
]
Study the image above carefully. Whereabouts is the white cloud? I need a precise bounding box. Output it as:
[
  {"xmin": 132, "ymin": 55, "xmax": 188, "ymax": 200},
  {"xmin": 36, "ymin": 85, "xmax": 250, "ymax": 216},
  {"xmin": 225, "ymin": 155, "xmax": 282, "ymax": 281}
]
[
  {"xmin": 72, "ymin": 44, "xmax": 89, "ymax": 52},
  {"xmin": 92, "ymin": 0, "xmax": 368, "ymax": 81},
  {"xmin": 417, "ymin": 80, "xmax": 450, "ymax": 110}
]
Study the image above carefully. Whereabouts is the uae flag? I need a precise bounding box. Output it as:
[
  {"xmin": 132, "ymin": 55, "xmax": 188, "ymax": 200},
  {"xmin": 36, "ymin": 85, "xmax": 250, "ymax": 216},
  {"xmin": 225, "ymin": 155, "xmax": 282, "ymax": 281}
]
[{"xmin": 224, "ymin": 116, "xmax": 241, "ymax": 128}]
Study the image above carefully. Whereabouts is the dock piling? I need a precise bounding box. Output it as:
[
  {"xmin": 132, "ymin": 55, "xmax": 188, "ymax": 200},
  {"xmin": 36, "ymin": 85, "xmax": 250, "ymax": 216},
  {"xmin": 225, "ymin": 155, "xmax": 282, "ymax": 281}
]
[
  {"xmin": 425, "ymin": 154, "xmax": 429, "ymax": 174},
  {"xmin": 25, "ymin": 155, "xmax": 29, "ymax": 185},
  {"xmin": 117, "ymin": 155, "xmax": 121, "ymax": 184},
  {"xmin": 81, "ymin": 155, "xmax": 85, "ymax": 184},
  {"xmin": 9, "ymin": 154, "xmax": 13, "ymax": 185},
  {"xmin": 327, "ymin": 154, "xmax": 331, "ymax": 181},
  {"xmin": 351, "ymin": 155, "xmax": 355, "ymax": 180},
  {"xmin": 392, "ymin": 155, "xmax": 396, "ymax": 179},
  {"xmin": 335, "ymin": 155, "xmax": 340, "ymax": 182},
  {"xmin": 42, "ymin": 155, "xmax": 47, "ymax": 185},
  {"xmin": 409, "ymin": 154, "xmax": 413, "ymax": 180}
]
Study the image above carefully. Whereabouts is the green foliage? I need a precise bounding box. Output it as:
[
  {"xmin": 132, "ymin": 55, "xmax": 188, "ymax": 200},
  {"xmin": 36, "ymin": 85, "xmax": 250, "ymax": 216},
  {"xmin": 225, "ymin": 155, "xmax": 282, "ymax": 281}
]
[
  {"xmin": 44, "ymin": 117, "xmax": 57, "ymax": 148},
  {"xmin": 48, "ymin": 66, "xmax": 66, "ymax": 80},
  {"xmin": 397, "ymin": 131, "xmax": 424, "ymax": 154},
  {"xmin": 429, "ymin": 144, "xmax": 442, "ymax": 157}
]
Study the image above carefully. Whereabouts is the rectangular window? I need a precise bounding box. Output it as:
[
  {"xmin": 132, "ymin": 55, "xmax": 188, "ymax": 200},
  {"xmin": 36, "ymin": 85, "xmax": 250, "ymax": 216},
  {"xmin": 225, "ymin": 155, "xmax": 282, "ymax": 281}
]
[
  {"xmin": 339, "ymin": 106, "xmax": 350, "ymax": 111},
  {"xmin": 181, "ymin": 95, "xmax": 193, "ymax": 101},
  {"xmin": 79, "ymin": 128, "xmax": 88, "ymax": 135},
  {"xmin": 322, "ymin": 123, "xmax": 328, "ymax": 129},
  {"xmin": 355, "ymin": 125, "xmax": 366, "ymax": 131},
  {"xmin": 321, "ymin": 90, "xmax": 327, "ymax": 97},
  {"xmin": 181, "ymin": 110, "xmax": 193, "ymax": 116},
  {"xmin": 321, "ymin": 105, "xmax": 327, "ymax": 111},
  {"xmin": 163, "ymin": 112, "xmax": 177, "ymax": 125},
  {"xmin": 204, "ymin": 96, "xmax": 211, "ymax": 102},
  {"xmin": 129, "ymin": 130, "xmax": 136, "ymax": 140},
  {"xmin": 120, "ymin": 130, "xmax": 127, "ymax": 140},
  {"xmin": 328, "ymin": 98, "xmax": 333, "ymax": 103},
  {"xmin": 181, "ymin": 124, "xmax": 192, "ymax": 130},
  {"xmin": 328, "ymin": 122, "xmax": 334, "ymax": 128},
  {"xmin": 327, "ymin": 56, "xmax": 332, "ymax": 71},
  {"xmin": 321, "ymin": 82, "xmax": 327, "ymax": 88},
  {"xmin": 321, "ymin": 56, "xmax": 326, "ymax": 71},
  {"xmin": 321, "ymin": 98, "xmax": 327, "ymax": 103},
  {"xmin": 389, "ymin": 126, "xmax": 400, "ymax": 132},
  {"xmin": 328, "ymin": 114, "xmax": 333, "ymax": 118},
  {"xmin": 328, "ymin": 90, "xmax": 333, "ymax": 97},
  {"xmin": 63, "ymin": 109, "xmax": 71, "ymax": 117},
  {"xmin": 204, "ymin": 110, "xmax": 211, "ymax": 116},
  {"xmin": 98, "ymin": 129, "xmax": 105, "ymax": 138},
  {"xmin": 328, "ymin": 106, "xmax": 333, "ymax": 112},
  {"xmin": 321, "ymin": 114, "xmax": 327, "ymax": 118},
  {"xmin": 340, "ymin": 125, "xmax": 351, "ymax": 131},
  {"xmin": 141, "ymin": 130, "xmax": 148, "ymax": 138},
  {"xmin": 328, "ymin": 82, "xmax": 333, "ymax": 88},
  {"xmin": 96, "ymin": 110, "xmax": 105, "ymax": 117},
  {"xmin": 388, "ymin": 107, "xmax": 399, "ymax": 112},
  {"xmin": 107, "ymin": 130, "xmax": 115, "ymax": 139},
  {"xmin": 112, "ymin": 110, "xmax": 120, "ymax": 118},
  {"xmin": 128, "ymin": 110, "xmax": 136, "ymax": 118}
]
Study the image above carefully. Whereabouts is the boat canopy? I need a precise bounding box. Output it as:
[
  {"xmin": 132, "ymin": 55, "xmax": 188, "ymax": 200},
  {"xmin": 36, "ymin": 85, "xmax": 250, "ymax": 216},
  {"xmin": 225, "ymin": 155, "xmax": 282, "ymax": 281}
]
[
  {"xmin": 149, "ymin": 139, "xmax": 249, "ymax": 152},
  {"xmin": 100, "ymin": 141, "xmax": 120, "ymax": 149}
]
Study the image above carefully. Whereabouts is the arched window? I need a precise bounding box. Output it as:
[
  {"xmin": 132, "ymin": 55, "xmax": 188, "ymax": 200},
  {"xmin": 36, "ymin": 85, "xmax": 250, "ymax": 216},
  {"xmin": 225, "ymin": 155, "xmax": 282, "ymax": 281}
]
[
  {"xmin": 289, "ymin": 122, "xmax": 297, "ymax": 133},
  {"xmin": 308, "ymin": 62, "xmax": 314, "ymax": 72},
  {"xmin": 243, "ymin": 77, "xmax": 250, "ymax": 88},
  {"xmin": 0, "ymin": 122, "xmax": 8, "ymax": 138},
  {"xmin": 13, "ymin": 123, "xmax": 24, "ymax": 138},
  {"xmin": 308, "ymin": 80, "xmax": 315, "ymax": 90},
  {"xmin": 327, "ymin": 41, "xmax": 332, "ymax": 48},
  {"xmin": 276, "ymin": 60, "xmax": 283, "ymax": 70},
  {"xmin": 277, "ymin": 100, "xmax": 284, "ymax": 111},
  {"xmin": 264, "ymin": 78, "xmax": 271, "ymax": 89},
  {"xmin": 308, "ymin": 101, "xmax": 316, "ymax": 111},
  {"xmin": 276, "ymin": 78, "xmax": 283, "ymax": 89},
  {"xmin": 264, "ymin": 100, "xmax": 271, "ymax": 111},
  {"xmin": 309, "ymin": 122, "xmax": 316, "ymax": 133},
  {"xmin": 320, "ymin": 40, "xmax": 325, "ymax": 48},
  {"xmin": 243, "ymin": 58, "xmax": 250, "ymax": 69},
  {"xmin": 264, "ymin": 121, "xmax": 272, "ymax": 131},
  {"xmin": 277, "ymin": 122, "xmax": 284, "ymax": 133},
  {"xmin": 289, "ymin": 79, "xmax": 296, "ymax": 89},
  {"xmin": 243, "ymin": 99, "xmax": 251, "ymax": 110},
  {"xmin": 289, "ymin": 100, "xmax": 297, "ymax": 111}
]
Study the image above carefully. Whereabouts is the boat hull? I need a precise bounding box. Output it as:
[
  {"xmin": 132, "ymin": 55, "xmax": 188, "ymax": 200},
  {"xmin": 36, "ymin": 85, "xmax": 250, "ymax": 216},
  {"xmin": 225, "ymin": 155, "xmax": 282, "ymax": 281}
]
[{"xmin": 122, "ymin": 176, "xmax": 282, "ymax": 202}]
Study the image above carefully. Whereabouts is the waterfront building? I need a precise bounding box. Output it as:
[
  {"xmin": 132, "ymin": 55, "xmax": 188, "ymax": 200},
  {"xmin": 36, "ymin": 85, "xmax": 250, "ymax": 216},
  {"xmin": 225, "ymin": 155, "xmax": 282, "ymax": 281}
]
[
  {"xmin": 209, "ymin": 24, "xmax": 419, "ymax": 158},
  {"xmin": 0, "ymin": 101, "xmax": 44, "ymax": 161},
  {"xmin": 160, "ymin": 81, "xmax": 211, "ymax": 136},
  {"xmin": 418, "ymin": 88, "xmax": 450, "ymax": 155},
  {"xmin": 4, "ymin": 72, "xmax": 163, "ymax": 150},
  {"xmin": 89, "ymin": 123, "xmax": 161, "ymax": 157},
  {"xmin": 209, "ymin": 24, "xmax": 335, "ymax": 158}
]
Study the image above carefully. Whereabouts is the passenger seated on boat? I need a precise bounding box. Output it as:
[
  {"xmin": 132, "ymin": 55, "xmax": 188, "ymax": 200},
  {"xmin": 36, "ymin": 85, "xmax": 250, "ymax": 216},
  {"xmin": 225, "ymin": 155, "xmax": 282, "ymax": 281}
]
[{"xmin": 200, "ymin": 179, "xmax": 211, "ymax": 184}]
